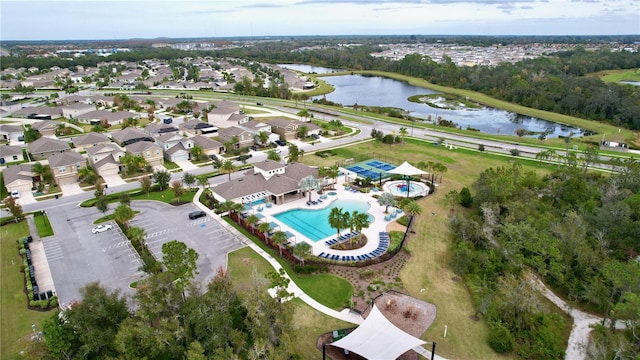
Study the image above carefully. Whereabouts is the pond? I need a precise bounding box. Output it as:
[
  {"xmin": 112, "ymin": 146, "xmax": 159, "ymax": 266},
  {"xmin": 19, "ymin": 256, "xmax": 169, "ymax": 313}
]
[
  {"xmin": 313, "ymin": 74, "xmax": 586, "ymax": 138},
  {"xmin": 278, "ymin": 64, "xmax": 344, "ymax": 74}
]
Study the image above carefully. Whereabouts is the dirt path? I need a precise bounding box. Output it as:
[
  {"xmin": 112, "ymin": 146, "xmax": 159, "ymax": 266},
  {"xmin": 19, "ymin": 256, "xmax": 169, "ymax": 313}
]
[{"xmin": 529, "ymin": 274, "xmax": 628, "ymax": 360}]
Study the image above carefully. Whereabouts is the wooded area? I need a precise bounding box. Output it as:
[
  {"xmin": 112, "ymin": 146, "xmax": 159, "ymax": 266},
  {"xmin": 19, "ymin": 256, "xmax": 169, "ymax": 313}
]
[{"xmin": 448, "ymin": 159, "xmax": 640, "ymax": 358}]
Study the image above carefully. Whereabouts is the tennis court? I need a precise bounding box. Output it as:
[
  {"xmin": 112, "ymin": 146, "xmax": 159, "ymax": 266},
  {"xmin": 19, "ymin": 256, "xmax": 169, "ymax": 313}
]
[{"xmin": 345, "ymin": 159, "xmax": 397, "ymax": 180}]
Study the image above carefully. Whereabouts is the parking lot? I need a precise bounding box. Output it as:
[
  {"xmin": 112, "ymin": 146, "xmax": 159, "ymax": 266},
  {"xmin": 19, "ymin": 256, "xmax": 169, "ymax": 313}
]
[
  {"xmin": 44, "ymin": 206, "xmax": 145, "ymax": 307},
  {"xmin": 43, "ymin": 200, "xmax": 245, "ymax": 307},
  {"xmin": 129, "ymin": 201, "xmax": 245, "ymax": 285}
]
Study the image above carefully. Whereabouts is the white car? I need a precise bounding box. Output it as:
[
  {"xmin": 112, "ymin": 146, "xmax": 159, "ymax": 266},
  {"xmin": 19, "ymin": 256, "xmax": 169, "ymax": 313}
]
[
  {"xmin": 10, "ymin": 191, "xmax": 20, "ymax": 199},
  {"xmin": 91, "ymin": 224, "xmax": 113, "ymax": 234}
]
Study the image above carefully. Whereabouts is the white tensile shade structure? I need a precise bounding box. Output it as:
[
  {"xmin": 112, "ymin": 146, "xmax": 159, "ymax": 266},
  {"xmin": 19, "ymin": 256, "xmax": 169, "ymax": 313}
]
[
  {"xmin": 331, "ymin": 305, "xmax": 426, "ymax": 360},
  {"xmin": 386, "ymin": 161, "xmax": 427, "ymax": 197}
]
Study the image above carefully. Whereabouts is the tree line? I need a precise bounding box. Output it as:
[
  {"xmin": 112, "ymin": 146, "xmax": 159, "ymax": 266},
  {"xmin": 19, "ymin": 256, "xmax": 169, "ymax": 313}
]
[{"xmin": 447, "ymin": 159, "xmax": 640, "ymax": 358}]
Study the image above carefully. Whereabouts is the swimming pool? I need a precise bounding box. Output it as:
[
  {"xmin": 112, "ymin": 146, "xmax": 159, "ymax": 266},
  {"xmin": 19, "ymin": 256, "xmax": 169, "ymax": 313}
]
[
  {"xmin": 384, "ymin": 180, "xmax": 429, "ymax": 197},
  {"xmin": 273, "ymin": 199, "xmax": 371, "ymax": 242}
]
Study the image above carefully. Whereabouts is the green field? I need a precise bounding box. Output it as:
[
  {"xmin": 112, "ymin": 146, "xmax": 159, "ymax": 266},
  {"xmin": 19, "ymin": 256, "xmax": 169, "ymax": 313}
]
[
  {"xmin": 0, "ymin": 221, "xmax": 54, "ymax": 360},
  {"xmin": 591, "ymin": 68, "xmax": 640, "ymax": 83}
]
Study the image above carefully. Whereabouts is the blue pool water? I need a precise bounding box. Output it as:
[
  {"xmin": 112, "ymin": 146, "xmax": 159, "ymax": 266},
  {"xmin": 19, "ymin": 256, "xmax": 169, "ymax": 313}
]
[{"xmin": 274, "ymin": 199, "xmax": 371, "ymax": 242}]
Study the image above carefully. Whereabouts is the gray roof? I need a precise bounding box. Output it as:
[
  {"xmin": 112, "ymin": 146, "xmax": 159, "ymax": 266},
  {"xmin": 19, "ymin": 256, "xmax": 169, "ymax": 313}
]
[
  {"xmin": 254, "ymin": 159, "xmax": 285, "ymax": 172},
  {"xmin": 191, "ymin": 135, "xmax": 222, "ymax": 149},
  {"xmin": 13, "ymin": 106, "xmax": 63, "ymax": 116},
  {"xmin": 3, "ymin": 163, "xmax": 34, "ymax": 186},
  {"xmin": 28, "ymin": 137, "xmax": 70, "ymax": 153},
  {"xmin": 126, "ymin": 141, "xmax": 160, "ymax": 153},
  {"xmin": 180, "ymin": 119, "xmax": 214, "ymax": 130},
  {"xmin": 0, "ymin": 145, "xmax": 22, "ymax": 157},
  {"xmin": 63, "ymin": 102, "xmax": 94, "ymax": 110},
  {"xmin": 0, "ymin": 124, "xmax": 23, "ymax": 133},
  {"xmin": 111, "ymin": 127, "xmax": 152, "ymax": 144},
  {"xmin": 31, "ymin": 120, "xmax": 61, "ymax": 131},
  {"xmin": 218, "ymin": 126, "xmax": 248, "ymax": 137},
  {"xmin": 211, "ymin": 162, "xmax": 318, "ymax": 200},
  {"xmin": 86, "ymin": 143, "xmax": 122, "ymax": 156},
  {"xmin": 72, "ymin": 132, "xmax": 110, "ymax": 146},
  {"xmin": 78, "ymin": 110, "xmax": 138, "ymax": 123},
  {"xmin": 145, "ymin": 123, "xmax": 178, "ymax": 134},
  {"xmin": 48, "ymin": 151, "xmax": 85, "ymax": 167}
]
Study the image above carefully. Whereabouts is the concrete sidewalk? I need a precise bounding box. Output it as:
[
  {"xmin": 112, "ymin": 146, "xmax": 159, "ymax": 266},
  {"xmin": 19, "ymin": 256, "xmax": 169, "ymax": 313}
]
[{"xmin": 25, "ymin": 214, "xmax": 56, "ymax": 296}]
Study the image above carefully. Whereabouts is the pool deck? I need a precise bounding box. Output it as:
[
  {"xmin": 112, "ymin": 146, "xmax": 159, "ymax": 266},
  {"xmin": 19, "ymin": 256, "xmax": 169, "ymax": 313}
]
[{"xmin": 254, "ymin": 177, "xmax": 401, "ymax": 261}]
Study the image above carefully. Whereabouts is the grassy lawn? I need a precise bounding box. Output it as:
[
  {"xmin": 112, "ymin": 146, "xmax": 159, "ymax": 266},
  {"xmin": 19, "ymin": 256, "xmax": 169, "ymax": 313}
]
[
  {"xmin": 590, "ymin": 68, "xmax": 640, "ymax": 83},
  {"xmin": 33, "ymin": 212, "xmax": 54, "ymax": 237},
  {"xmin": 163, "ymin": 161, "xmax": 180, "ymax": 170},
  {"xmin": 225, "ymin": 219, "xmax": 353, "ymax": 310},
  {"xmin": 81, "ymin": 188, "xmax": 196, "ymax": 207},
  {"xmin": 300, "ymin": 139, "xmax": 557, "ymax": 359},
  {"xmin": 1, "ymin": 221, "xmax": 54, "ymax": 360},
  {"xmin": 228, "ymin": 247, "xmax": 352, "ymax": 359}
]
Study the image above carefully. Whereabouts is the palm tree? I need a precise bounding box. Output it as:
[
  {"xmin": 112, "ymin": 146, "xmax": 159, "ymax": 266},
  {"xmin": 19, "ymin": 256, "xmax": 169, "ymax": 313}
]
[
  {"xmin": 267, "ymin": 149, "xmax": 281, "ymax": 162},
  {"xmin": 349, "ymin": 211, "xmax": 370, "ymax": 244},
  {"xmin": 294, "ymin": 242, "xmax": 312, "ymax": 266},
  {"xmin": 403, "ymin": 200, "xmax": 423, "ymax": 233},
  {"xmin": 287, "ymin": 144, "xmax": 300, "ymax": 162},
  {"xmin": 297, "ymin": 110, "xmax": 310, "ymax": 123},
  {"xmin": 399, "ymin": 127, "xmax": 408, "ymax": 144},
  {"xmin": 127, "ymin": 226, "xmax": 146, "ymax": 248},
  {"xmin": 220, "ymin": 160, "xmax": 236, "ymax": 182},
  {"xmin": 327, "ymin": 165, "xmax": 340, "ymax": 188},
  {"xmin": 113, "ymin": 204, "xmax": 134, "ymax": 229},
  {"xmin": 433, "ymin": 163, "xmax": 448, "ymax": 183},
  {"xmin": 328, "ymin": 207, "xmax": 345, "ymax": 240},
  {"xmin": 299, "ymin": 175, "xmax": 320, "ymax": 202},
  {"xmin": 377, "ymin": 192, "xmax": 396, "ymax": 213},
  {"xmin": 196, "ymin": 176, "xmax": 208, "ymax": 189},
  {"xmin": 244, "ymin": 214, "xmax": 260, "ymax": 234},
  {"xmin": 257, "ymin": 222, "xmax": 271, "ymax": 241},
  {"xmin": 257, "ymin": 131, "xmax": 270, "ymax": 147},
  {"xmin": 271, "ymin": 230, "xmax": 288, "ymax": 256}
]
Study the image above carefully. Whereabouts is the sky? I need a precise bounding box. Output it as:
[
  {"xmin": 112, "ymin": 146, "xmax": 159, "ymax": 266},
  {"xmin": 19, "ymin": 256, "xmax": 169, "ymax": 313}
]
[{"xmin": 1, "ymin": 0, "xmax": 638, "ymax": 41}]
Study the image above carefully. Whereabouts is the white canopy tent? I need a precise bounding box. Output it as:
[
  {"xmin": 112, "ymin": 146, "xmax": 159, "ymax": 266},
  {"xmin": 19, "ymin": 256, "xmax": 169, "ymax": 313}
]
[
  {"xmin": 386, "ymin": 161, "xmax": 427, "ymax": 198},
  {"xmin": 331, "ymin": 305, "xmax": 426, "ymax": 359}
]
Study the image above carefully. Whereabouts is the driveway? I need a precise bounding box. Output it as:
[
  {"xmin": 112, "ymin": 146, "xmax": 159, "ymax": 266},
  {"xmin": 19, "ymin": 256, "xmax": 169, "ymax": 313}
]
[
  {"xmin": 102, "ymin": 173, "xmax": 127, "ymax": 188},
  {"xmin": 175, "ymin": 159, "xmax": 198, "ymax": 172},
  {"xmin": 60, "ymin": 182, "xmax": 84, "ymax": 196},
  {"xmin": 129, "ymin": 201, "xmax": 245, "ymax": 285},
  {"xmin": 16, "ymin": 191, "xmax": 37, "ymax": 206}
]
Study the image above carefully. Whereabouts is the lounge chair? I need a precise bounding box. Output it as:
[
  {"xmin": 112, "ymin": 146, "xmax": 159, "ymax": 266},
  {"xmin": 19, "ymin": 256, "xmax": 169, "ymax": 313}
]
[{"xmin": 319, "ymin": 252, "xmax": 325, "ymax": 257}]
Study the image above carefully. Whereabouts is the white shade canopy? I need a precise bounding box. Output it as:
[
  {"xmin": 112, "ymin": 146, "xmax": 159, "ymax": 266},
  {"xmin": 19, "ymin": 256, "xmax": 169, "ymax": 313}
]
[
  {"xmin": 331, "ymin": 305, "xmax": 426, "ymax": 359},
  {"xmin": 386, "ymin": 161, "xmax": 426, "ymax": 176}
]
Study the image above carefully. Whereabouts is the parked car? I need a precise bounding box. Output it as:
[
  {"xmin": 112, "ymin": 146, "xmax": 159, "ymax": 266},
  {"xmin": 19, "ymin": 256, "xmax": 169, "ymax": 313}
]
[
  {"xmin": 311, "ymin": 134, "xmax": 320, "ymax": 139},
  {"xmin": 188, "ymin": 211, "xmax": 206, "ymax": 220},
  {"xmin": 275, "ymin": 140, "xmax": 287, "ymax": 146},
  {"xmin": 10, "ymin": 191, "xmax": 20, "ymax": 199},
  {"xmin": 237, "ymin": 154, "xmax": 252, "ymax": 162},
  {"xmin": 256, "ymin": 102, "xmax": 263, "ymax": 106},
  {"xmin": 250, "ymin": 145, "xmax": 260, "ymax": 151},
  {"xmin": 91, "ymin": 224, "xmax": 113, "ymax": 234}
]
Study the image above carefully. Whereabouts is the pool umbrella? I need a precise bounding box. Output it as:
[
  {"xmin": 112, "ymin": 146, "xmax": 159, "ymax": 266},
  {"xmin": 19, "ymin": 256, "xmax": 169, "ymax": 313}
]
[{"xmin": 386, "ymin": 161, "xmax": 427, "ymax": 197}]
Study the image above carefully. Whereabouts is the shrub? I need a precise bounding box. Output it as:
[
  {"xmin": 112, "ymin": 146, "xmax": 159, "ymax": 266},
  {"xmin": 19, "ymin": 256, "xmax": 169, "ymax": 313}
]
[
  {"xmin": 488, "ymin": 322, "xmax": 514, "ymax": 353},
  {"xmin": 397, "ymin": 215, "xmax": 410, "ymax": 227},
  {"xmin": 293, "ymin": 264, "xmax": 319, "ymax": 274}
]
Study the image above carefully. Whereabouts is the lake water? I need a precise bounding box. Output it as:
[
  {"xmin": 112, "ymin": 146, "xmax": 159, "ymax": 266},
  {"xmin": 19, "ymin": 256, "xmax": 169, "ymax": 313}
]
[
  {"xmin": 293, "ymin": 72, "xmax": 584, "ymax": 137},
  {"xmin": 278, "ymin": 64, "xmax": 344, "ymax": 74}
]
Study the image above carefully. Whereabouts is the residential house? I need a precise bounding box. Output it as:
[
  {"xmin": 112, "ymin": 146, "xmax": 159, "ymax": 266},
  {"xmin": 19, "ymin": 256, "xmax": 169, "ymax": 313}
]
[
  {"xmin": 125, "ymin": 141, "xmax": 163, "ymax": 167},
  {"xmin": 145, "ymin": 122, "xmax": 179, "ymax": 136},
  {"xmin": 3, "ymin": 163, "xmax": 35, "ymax": 194},
  {"xmin": 238, "ymin": 120, "xmax": 278, "ymax": 144},
  {"xmin": 265, "ymin": 117, "xmax": 320, "ymax": 141},
  {"xmin": 0, "ymin": 145, "xmax": 24, "ymax": 164},
  {"xmin": 77, "ymin": 110, "xmax": 139, "ymax": 126},
  {"xmin": 28, "ymin": 137, "xmax": 70, "ymax": 160},
  {"xmin": 71, "ymin": 132, "xmax": 111, "ymax": 152},
  {"xmin": 12, "ymin": 106, "xmax": 63, "ymax": 119},
  {"xmin": 87, "ymin": 143, "xmax": 124, "ymax": 177},
  {"xmin": 218, "ymin": 126, "xmax": 255, "ymax": 149},
  {"xmin": 111, "ymin": 127, "xmax": 153, "ymax": 146},
  {"xmin": 210, "ymin": 160, "xmax": 318, "ymax": 205},
  {"xmin": 62, "ymin": 102, "xmax": 95, "ymax": 119},
  {"xmin": 47, "ymin": 151, "xmax": 85, "ymax": 185},
  {"xmin": 191, "ymin": 135, "xmax": 224, "ymax": 156},
  {"xmin": 206, "ymin": 100, "xmax": 242, "ymax": 126},
  {"xmin": 155, "ymin": 133, "xmax": 194, "ymax": 162},
  {"xmin": 0, "ymin": 124, "xmax": 24, "ymax": 142},
  {"xmin": 31, "ymin": 120, "xmax": 62, "ymax": 137},
  {"xmin": 179, "ymin": 119, "xmax": 218, "ymax": 136}
]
